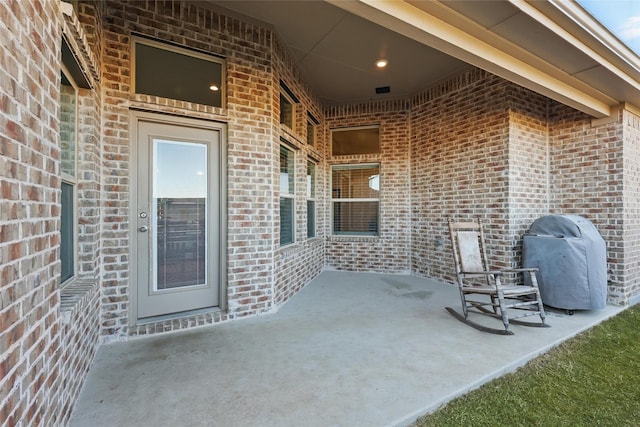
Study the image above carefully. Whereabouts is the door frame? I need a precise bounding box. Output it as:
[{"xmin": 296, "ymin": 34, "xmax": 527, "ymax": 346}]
[{"xmin": 129, "ymin": 110, "xmax": 227, "ymax": 324}]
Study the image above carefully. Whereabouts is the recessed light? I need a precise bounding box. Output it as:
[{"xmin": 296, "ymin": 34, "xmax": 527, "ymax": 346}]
[
  {"xmin": 209, "ymin": 84, "xmax": 219, "ymax": 91},
  {"xmin": 376, "ymin": 59, "xmax": 388, "ymax": 68}
]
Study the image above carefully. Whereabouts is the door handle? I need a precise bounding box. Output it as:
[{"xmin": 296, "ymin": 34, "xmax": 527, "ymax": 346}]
[{"xmin": 139, "ymin": 226, "xmax": 149, "ymax": 232}]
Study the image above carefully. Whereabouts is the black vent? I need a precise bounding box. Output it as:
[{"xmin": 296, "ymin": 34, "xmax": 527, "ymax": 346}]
[{"xmin": 375, "ymin": 86, "xmax": 390, "ymax": 94}]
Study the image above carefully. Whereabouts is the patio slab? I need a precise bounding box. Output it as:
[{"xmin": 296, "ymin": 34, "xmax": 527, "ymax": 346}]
[{"xmin": 69, "ymin": 271, "xmax": 622, "ymax": 427}]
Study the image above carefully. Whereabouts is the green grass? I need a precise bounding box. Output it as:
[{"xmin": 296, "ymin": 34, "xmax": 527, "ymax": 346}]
[{"xmin": 415, "ymin": 305, "xmax": 640, "ymax": 427}]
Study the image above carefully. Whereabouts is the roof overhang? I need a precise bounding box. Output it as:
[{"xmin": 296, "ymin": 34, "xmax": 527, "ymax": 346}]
[
  {"xmin": 209, "ymin": 0, "xmax": 640, "ymax": 118},
  {"xmin": 329, "ymin": 0, "xmax": 640, "ymax": 118}
]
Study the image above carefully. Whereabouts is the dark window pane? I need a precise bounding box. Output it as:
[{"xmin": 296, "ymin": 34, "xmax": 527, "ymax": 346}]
[
  {"xmin": 307, "ymin": 121, "xmax": 315, "ymax": 146},
  {"xmin": 332, "ymin": 127, "xmax": 379, "ymax": 155},
  {"xmin": 280, "ymin": 197, "xmax": 294, "ymax": 245},
  {"xmin": 307, "ymin": 200, "xmax": 315, "ymax": 238},
  {"xmin": 135, "ymin": 42, "xmax": 223, "ymax": 107},
  {"xmin": 61, "ymin": 182, "xmax": 74, "ymax": 283},
  {"xmin": 280, "ymin": 92, "xmax": 293, "ymax": 128}
]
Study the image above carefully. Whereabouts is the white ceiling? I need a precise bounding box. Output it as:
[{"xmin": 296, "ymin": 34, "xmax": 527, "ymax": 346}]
[{"xmin": 208, "ymin": 0, "xmax": 640, "ymax": 114}]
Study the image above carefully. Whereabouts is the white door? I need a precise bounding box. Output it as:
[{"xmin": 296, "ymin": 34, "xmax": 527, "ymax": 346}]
[{"xmin": 134, "ymin": 116, "xmax": 224, "ymax": 319}]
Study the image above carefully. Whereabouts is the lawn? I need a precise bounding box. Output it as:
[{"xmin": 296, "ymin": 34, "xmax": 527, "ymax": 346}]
[{"xmin": 415, "ymin": 305, "xmax": 640, "ymax": 426}]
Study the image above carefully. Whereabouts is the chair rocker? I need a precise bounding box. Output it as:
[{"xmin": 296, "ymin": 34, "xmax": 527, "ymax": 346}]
[{"xmin": 446, "ymin": 218, "xmax": 548, "ymax": 335}]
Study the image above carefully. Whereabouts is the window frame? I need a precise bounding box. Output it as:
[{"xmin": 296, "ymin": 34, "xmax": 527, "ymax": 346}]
[
  {"xmin": 279, "ymin": 145, "xmax": 295, "ymax": 246},
  {"xmin": 331, "ymin": 163, "xmax": 381, "ymax": 237},
  {"xmin": 307, "ymin": 161, "xmax": 316, "ymax": 238},
  {"xmin": 60, "ymin": 64, "xmax": 79, "ymax": 286}
]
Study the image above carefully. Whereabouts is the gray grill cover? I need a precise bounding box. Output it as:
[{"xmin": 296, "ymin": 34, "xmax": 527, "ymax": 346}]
[{"xmin": 523, "ymin": 215, "xmax": 607, "ymax": 310}]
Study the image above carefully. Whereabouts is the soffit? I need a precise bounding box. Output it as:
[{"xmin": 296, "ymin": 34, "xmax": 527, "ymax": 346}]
[
  {"xmin": 207, "ymin": 0, "xmax": 640, "ymax": 117},
  {"xmin": 439, "ymin": 0, "xmax": 640, "ymax": 111},
  {"xmin": 210, "ymin": 0, "xmax": 470, "ymax": 105}
]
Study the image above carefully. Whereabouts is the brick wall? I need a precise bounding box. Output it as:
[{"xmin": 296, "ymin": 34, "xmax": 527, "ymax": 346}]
[
  {"xmin": 99, "ymin": 0, "xmax": 273, "ymax": 337},
  {"xmin": 223, "ymin": 14, "xmax": 277, "ymax": 318},
  {"xmin": 273, "ymin": 36, "xmax": 325, "ymax": 304},
  {"xmin": 1, "ymin": 0, "xmax": 104, "ymax": 424},
  {"xmin": 506, "ymin": 86, "xmax": 550, "ymax": 268},
  {"xmin": 324, "ymin": 100, "xmax": 412, "ymax": 273},
  {"xmin": 406, "ymin": 67, "xmax": 640, "ymax": 305},
  {"xmin": 58, "ymin": 281, "xmax": 100, "ymax": 425},
  {"xmin": 100, "ymin": 0, "xmax": 326, "ymax": 337},
  {"xmin": 548, "ymin": 103, "xmax": 625, "ymax": 304},
  {"xmin": 622, "ymin": 108, "xmax": 640, "ymax": 304},
  {"xmin": 76, "ymin": 0, "xmax": 103, "ymax": 283},
  {"xmin": 407, "ymin": 68, "xmax": 638, "ymax": 304},
  {"xmin": 56, "ymin": 2, "xmax": 104, "ymax": 424},
  {"xmin": 92, "ymin": 0, "xmax": 638, "ymax": 338},
  {"xmin": 410, "ymin": 70, "xmax": 513, "ymax": 281},
  {"xmin": 3, "ymin": 1, "xmax": 640, "ymax": 425},
  {"xmin": 0, "ymin": 0, "xmax": 63, "ymax": 424}
]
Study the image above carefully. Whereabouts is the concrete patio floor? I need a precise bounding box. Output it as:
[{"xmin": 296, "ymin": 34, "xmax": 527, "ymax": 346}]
[{"xmin": 69, "ymin": 271, "xmax": 622, "ymax": 427}]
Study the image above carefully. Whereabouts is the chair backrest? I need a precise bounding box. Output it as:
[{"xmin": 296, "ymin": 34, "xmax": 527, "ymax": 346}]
[{"xmin": 448, "ymin": 218, "xmax": 491, "ymax": 280}]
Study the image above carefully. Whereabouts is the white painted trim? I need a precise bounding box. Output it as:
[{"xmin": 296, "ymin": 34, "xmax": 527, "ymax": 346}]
[
  {"xmin": 61, "ymin": 3, "xmax": 99, "ymax": 85},
  {"xmin": 623, "ymin": 102, "xmax": 640, "ymax": 118},
  {"xmin": 545, "ymin": 0, "xmax": 640, "ymax": 76},
  {"xmin": 591, "ymin": 102, "xmax": 640, "ymax": 126},
  {"xmin": 60, "ymin": 1, "xmax": 73, "ymax": 16},
  {"xmin": 512, "ymin": 1, "xmax": 640, "ymax": 93},
  {"xmin": 591, "ymin": 104, "xmax": 623, "ymax": 127}
]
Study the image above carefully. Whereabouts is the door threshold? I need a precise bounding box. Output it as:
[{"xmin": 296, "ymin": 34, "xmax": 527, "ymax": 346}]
[{"xmin": 135, "ymin": 306, "xmax": 222, "ymax": 326}]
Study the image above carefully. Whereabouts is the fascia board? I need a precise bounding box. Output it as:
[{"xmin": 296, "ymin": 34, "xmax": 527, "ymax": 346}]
[
  {"xmin": 544, "ymin": 0, "xmax": 640, "ymax": 76},
  {"xmin": 512, "ymin": 0, "xmax": 640, "ymax": 93}
]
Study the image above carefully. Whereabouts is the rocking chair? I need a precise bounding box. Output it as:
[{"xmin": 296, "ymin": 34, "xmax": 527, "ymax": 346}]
[{"xmin": 446, "ymin": 218, "xmax": 548, "ymax": 335}]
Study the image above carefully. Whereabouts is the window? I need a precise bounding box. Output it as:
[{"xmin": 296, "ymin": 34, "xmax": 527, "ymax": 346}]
[
  {"xmin": 332, "ymin": 164, "xmax": 380, "ymax": 236},
  {"xmin": 60, "ymin": 66, "xmax": 78, "ymax": 283},
  {"xmin": 280, "ymin": 93, "xmax": 293, "ymax": 128},
  {"xmin": 307, "ymin": 113, "xmax": 318, "ymax": 147},
  {"xmin": 332, "ymin": 126, "xmax": 380, "ymax": 156},
  {"xmin": 307, "ymin": 162, "xmax": 316, "ymax": 238},
  {"xmin": 279, "ymin": 81, "xmax": 298, "ymax": 129},
  {"xmin": 280, "ymin": 145, "xmax": 295, "ymax": 245},
  {"xmin": 133, "ymin": 37, "xmax": 224, "ymax": 107}
]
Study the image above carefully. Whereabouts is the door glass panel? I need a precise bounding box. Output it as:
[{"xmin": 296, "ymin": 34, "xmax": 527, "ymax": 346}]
[{"xmin": 153, "ymin": 139, "xmax": 207, "ymax": 290}]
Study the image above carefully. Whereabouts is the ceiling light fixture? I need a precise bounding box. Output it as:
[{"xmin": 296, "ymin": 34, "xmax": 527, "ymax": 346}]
[
  {"xmin": 375, "ymin": 59, "xmax": 388, "ymax": 68},
  {"xmin": 209, "ymin": 84, "xmax": 219, "ymax": 91}
]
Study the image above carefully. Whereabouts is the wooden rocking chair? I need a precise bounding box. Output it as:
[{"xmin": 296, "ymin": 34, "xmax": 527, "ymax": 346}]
[{"xmin": 446, "ymin": 218, "xmax": 548, "ymax": 335}]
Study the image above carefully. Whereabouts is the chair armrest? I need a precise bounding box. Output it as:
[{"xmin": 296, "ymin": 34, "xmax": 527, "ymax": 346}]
[
  {"xmin": 504, "ymin": 268, "xmax": 539, "ymax": 273},
  {"xmin": 461, "ymin": 268, "xmax": 538, "ymax": 275},
  {"xmin": 460, "ymin": 270, "xmax": 505, "ymax": 275}
]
